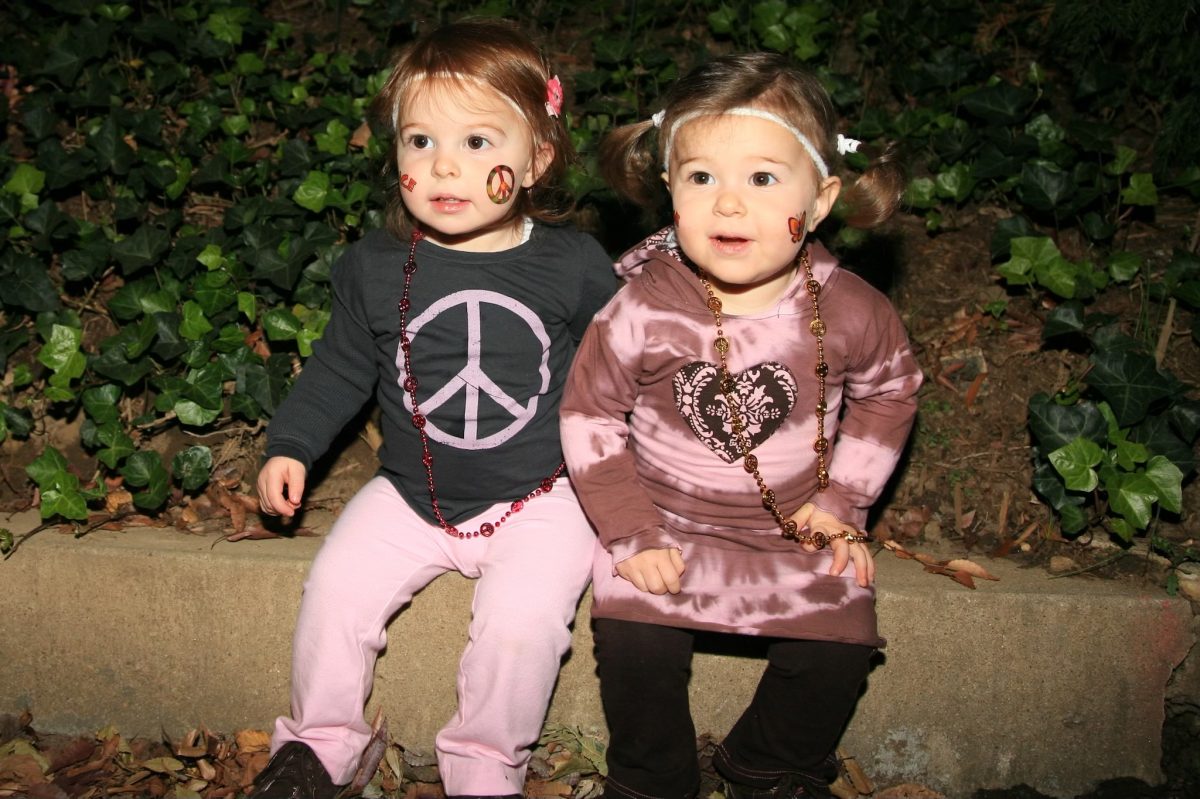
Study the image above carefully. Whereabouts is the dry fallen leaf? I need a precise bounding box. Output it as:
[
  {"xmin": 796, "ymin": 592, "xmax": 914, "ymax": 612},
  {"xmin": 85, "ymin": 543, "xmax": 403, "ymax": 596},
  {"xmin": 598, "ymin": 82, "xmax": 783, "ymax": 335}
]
[
  {"xmin": 350, "ymin": 121, "xmax": 373, "ymax": 149},
  {"xmin": 944, "ymin": 559, "xmax": 1000, "ymax": 581},
  {"xmin": 234, "ymin": 730, "xmax": 270, "ymax": 754}
]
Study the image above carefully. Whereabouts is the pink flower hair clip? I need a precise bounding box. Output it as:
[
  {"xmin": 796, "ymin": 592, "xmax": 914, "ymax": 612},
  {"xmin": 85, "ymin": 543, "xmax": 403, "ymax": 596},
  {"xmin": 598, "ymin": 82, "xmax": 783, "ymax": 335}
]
[{"xmin": 545, "ymin": 75, "xmax": 563, "ymax": 118}]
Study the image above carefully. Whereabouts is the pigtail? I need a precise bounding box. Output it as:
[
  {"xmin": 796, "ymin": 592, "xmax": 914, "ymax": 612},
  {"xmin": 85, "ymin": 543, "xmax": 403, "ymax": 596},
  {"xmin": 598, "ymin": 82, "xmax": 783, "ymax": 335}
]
[
  {"xmin": 838, "ymin": 140, "xmax": 907, "ymax": 228},
  {"xmin": 598, "ymin": 119, "xmax": 665, "ymax": 209}
]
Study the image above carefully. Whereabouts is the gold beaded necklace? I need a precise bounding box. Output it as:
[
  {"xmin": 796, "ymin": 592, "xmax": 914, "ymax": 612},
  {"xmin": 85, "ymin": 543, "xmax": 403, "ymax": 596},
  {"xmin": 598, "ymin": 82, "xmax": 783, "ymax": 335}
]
[{"xmin": 696, "ymin": 246, "xmax": 864, "ymax": 549}]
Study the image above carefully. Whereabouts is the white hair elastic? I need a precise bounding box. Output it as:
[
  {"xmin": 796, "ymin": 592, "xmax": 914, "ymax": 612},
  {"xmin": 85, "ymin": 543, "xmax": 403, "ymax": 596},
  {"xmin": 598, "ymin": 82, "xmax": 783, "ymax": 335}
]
[{"xmin": 654, "ymin": 106, "xmax": 862, "ymax": 178}]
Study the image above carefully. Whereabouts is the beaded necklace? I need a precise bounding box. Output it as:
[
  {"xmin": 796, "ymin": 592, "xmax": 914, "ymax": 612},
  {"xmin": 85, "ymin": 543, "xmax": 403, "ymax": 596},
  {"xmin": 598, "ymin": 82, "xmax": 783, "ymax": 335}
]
[
  {"xmin": 397, "ymin": 229, "xmax": 563, "ymax": 539},
  {"xmin": 696, "ymin": 246, "xmax": 862, "ymax": 550}
]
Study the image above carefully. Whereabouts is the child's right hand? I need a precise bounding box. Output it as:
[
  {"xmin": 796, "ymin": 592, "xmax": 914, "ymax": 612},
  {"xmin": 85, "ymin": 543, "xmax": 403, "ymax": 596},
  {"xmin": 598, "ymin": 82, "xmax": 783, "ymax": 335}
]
[
  {"xmin": 616, "ymin": 547, "xmax": 686, "ymax": 595},
  {"xmin": 257, "ymin": 456, "xmax": 307, "ymax": 518}
]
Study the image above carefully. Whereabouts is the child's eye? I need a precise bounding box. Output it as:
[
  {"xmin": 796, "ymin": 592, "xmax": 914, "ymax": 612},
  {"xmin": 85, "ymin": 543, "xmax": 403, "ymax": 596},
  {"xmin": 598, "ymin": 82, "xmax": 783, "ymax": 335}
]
[
  {"xmin": 750, "ymin": 172, "xmax": 778, "ymax": 187},
  {"xmin": 466, "ymin": 135, "xmax": 492, "ymax": 151},
  {"xmin": 687, "ymin": 172, "xmax": 714, "ymax": 186},
  {"xmin": 406, "ymin": 134, "xmax": 433, "ymax": 150}
]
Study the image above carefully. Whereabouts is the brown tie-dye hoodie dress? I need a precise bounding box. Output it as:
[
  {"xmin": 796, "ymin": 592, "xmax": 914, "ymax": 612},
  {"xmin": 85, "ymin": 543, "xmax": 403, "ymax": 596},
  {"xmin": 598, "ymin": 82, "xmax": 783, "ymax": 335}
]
[{"xmin": 560, "ymin": 228, "xmax": 923, "ymax": 646}]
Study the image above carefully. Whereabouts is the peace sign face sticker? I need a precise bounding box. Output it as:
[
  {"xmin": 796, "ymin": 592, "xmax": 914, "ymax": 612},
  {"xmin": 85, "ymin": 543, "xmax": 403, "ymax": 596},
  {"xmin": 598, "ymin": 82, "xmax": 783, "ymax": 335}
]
[{"xmin": 487, "ymin": 165, "xmax": 516, "ymax": 204}]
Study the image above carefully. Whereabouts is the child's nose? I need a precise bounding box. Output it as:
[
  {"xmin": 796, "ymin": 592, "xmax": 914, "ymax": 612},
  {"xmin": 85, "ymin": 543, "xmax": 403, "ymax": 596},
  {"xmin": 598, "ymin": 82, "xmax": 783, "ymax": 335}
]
[
  {"xmin": 714, "ymin": 189, "xmax": 744, "ymax": 215},
  {"xmin": 432, "ymin": 152, "xmax": 459, "ymax": 177}
]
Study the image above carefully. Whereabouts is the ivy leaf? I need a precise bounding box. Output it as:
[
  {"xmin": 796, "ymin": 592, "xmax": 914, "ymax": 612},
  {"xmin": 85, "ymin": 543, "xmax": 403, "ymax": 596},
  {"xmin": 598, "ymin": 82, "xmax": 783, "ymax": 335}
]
[
  {"xmin": 1086, "ymin": 350, "xmax": 1174, "ymax": 427},
  {"xmin": 82, "ymin": 384, "xmax": 123, "ymax": 425},
  {"xmin": 1144, "ymin": 455, "xmax": 1184, "ymax": 514},
  {"xmin": 707, "ymin": 6, "xmax": 736, "ymax": 33},
  {"xmin": 1121, "ymin": 173, "xmax": 1158, "ymax": 206},
  {"xmin": 41, "ymin": 488, "xmax": 90, "ymax": 521},
  {"xmin": 61, "ymin": 240, "xmax": 111, "ymax": 282},
  {"xmin": 314, "ymin": 119, "xmax": 350, "ymax": 155},
  {"xmin": 1107, "ymin": 145, "xmax": 1137, "ymax": 175},
  {"xmin": 206, "ymin": 8, "xmax": 246, "ymax": 45},
  {"xmin": 37, "ymin": 324, "xmax": 82, "ymax": 372},
  {"xmin": 252, "ymin": 248, "xmax": 304, "ymax": 291},
  {"xmin": 1017, "ymin": 161, "xmax": 1076, "ymax": 212},
  {"xmin": 1165, "ymin": 398, "xmax": 1200, "ymax": 442},
  {"xmin": 1134, "ymin": 415, "xmax": 1196, "ymax": 475},
  {"xmin": 0, "ymin": 252, "xmax": 62, "ymax": 312},
  {"xmin": 26, "ymin": 446, "xmax": 71, "ymax": 490},
  {"xmin": 3, "ymin": 163, "xmax": 46, "ymax": 198},
  {"xmin": 1042, "ymin": 300, "xmax": 1085, "ymax": 339},
  {"xmin": 1048, "ymin": 437, "xmax": 1103, "ymax": 492},
  {"xmin": 237, "ymin": 355, "xmax": 290, "ymax": 417},
  {"xmin": 1028, "ymin": 393, "xmax": 1106, "ymax": 451},
  {"xmin": 91, "ymin": 346, "xmax": 153, "ymax": 385},
  {"xmin": 1107, "ymin": 471, "xmax": 1158, "ymax": 530},
  {"xmin": 237, "ymin": 291, "xmax": 257, "ymax": 322},
  {"xmin": 91, "ymin": 116, "xmax": 136, "ymax": 175},
  {"xmin": 961, "ymin": 82, "xmax": 1033, "ymax": 124},
  {"xmin": 193, "ymin": 271, "xmax": 237, "ymax": 316},
  {"xmin": 263, "ymin": 308, "xmax": 301, "ymax": 340},
  {"xmin": 96, "ymin": 423, "xmax": 135, "ymax": 469},
  {"xmin": 174, "ymin": 398, "xmax": 221, "ymax": 426},
  {"xmin": 1106, "ymin": 251, "xmax": 1142, "ymax": 283},
  {"xmin": 111, "ymin": 225, "xmax": 170, "ymax": 274},
  {"xmin": 4, "ymin": 406, "xmax": 34, "ymax": 439},
  {"xmin": 294, "ymin": 170, "xmax": 331, "ymax": 212},
  {"xmin": 903, "ymin": 176, "xmax": 936, "ymax": 209},
  {"xmin": 120, "ymin": 450, "xmax": 162, "ymax": 487},
  {"xmin": 934, "ymin": 163, "xmax": 975, "ymax": 203},
  {"xmin": 172, "ymin": 445, "xmax": 213, "ymax": 491},
  {"xmin": 180, "ymin": 300, "xmax": 214, "ymax": 340}
]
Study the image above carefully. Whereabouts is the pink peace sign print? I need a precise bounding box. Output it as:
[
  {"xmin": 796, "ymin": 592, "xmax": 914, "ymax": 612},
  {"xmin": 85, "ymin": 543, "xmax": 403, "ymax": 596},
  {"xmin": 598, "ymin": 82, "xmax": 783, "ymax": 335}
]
[{"xmin": 397, "ymin": 290, "xmax": 551, "ymax": 450}]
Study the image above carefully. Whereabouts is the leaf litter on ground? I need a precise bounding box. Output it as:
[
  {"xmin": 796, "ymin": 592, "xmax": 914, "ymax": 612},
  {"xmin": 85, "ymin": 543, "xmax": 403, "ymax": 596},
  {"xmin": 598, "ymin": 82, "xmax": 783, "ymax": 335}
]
[{"xmin": 0, "ymin": 712, "xmax": 952, "ymax": 799}]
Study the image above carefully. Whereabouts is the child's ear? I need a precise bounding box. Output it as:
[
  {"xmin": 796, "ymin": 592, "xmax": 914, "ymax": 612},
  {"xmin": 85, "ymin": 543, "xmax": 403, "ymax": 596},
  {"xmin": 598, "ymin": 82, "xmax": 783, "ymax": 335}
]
[
  {"xmin": 523, "ymin": 141, "xmax": 555, "ymax": 187},
  {"xmin": 809, "ymin": 175, "xmax": 842, "ymax": 229}
]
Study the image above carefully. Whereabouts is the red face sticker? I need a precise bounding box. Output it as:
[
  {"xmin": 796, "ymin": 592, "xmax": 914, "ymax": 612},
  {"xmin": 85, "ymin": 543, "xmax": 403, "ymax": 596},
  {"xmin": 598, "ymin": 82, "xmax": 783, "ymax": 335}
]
[
  {"xmin": 400, "ymin": 173, "xmax": 416, "ymax": 192},
  {"xmin": 487, "ymin": 165, "xmax": 516, "ymax": 204},
  {"xmin": 789, "ymin": 211, "xmax": 807, "ymax": 243},
  {"xmin": 673, "ymin": 211, "xmax": 680, "ymax": 227}
]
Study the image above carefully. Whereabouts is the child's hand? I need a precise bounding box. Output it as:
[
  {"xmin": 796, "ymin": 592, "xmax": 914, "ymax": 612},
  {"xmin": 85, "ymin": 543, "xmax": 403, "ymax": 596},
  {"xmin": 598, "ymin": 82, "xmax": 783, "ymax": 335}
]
[
  {"xmin": 790, "ymin": 504, "xmax": 875, "ymax": 587},
  {"xmin": 257, "ymin": 456, "xmax": 307, "ymax": 518},
  {"xmin": 615, "ymin": 547, "xmax": 686, "ymax": 595}
]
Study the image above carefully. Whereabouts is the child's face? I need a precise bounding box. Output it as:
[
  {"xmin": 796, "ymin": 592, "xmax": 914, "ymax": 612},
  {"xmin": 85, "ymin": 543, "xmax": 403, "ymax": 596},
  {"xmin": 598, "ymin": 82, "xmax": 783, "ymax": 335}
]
[
  {"xmin": 397, "ymin": 79, "xmax": 551, "ymax": 252},
  {"xmin": 665, "ymin": 113, "xmax": 841, "ymax": 312}
]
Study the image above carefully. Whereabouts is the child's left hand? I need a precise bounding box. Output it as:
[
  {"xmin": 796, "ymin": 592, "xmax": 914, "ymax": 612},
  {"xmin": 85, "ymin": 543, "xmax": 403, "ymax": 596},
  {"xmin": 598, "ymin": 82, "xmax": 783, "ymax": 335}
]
[{"xmin": 789, "ymin": 504, "xmax": 875, "ymax": 587}]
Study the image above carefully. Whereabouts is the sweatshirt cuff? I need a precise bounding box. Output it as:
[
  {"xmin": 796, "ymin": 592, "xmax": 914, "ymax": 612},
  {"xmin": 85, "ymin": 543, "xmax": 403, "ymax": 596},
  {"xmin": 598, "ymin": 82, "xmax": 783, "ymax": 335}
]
[
  {"xmin": 607, "ymin": 527, "xmax": 683, "ymax": 575},
  {"xmin": 261, "ymin": 440, "xmax": 314, "ymax": 472},
  {"xmin": 808, "ymin": 487, "xmax": 868, "ymax": 532}
]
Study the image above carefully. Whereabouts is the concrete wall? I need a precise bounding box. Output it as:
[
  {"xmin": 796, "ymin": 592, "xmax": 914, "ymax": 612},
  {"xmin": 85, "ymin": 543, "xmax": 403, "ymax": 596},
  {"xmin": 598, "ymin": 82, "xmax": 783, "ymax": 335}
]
[{"xmin": 1, "ymin": 515, "xmax": 1193, "ymax": 798}]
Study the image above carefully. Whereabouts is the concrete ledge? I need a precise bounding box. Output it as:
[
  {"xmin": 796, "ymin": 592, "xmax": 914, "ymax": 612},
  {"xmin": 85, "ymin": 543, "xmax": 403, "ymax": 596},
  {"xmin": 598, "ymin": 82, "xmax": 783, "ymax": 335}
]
[{"xmin": 1, "ymin": 512, "xmax": 1193, "ymax": 799}]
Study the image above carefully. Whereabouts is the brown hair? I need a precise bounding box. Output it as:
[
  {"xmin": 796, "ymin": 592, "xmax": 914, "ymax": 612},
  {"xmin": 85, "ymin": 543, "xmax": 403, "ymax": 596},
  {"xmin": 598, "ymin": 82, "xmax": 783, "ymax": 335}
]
[
  {"xmin": 369, "ymin": 18, "xmax": 575, "ymax": 238},
  {"xmin": 600, "ymin": 52, "xmax": 905, "ymax": 228}
]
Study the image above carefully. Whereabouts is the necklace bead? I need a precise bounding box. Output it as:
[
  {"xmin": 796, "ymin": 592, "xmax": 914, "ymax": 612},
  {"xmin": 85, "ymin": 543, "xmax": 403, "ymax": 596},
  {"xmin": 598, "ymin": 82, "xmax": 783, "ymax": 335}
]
[
  {"xmin": 398, "ymin": 229, "xmax": 564, "ymax": 540},
  {"xmin": 697, "ymin": 247, "xmax": 858, "ymax": 548}
]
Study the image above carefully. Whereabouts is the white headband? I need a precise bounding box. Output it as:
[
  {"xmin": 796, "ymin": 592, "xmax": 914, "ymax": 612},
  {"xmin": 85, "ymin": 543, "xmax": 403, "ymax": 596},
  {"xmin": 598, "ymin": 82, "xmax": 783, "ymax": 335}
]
[
  {"xmin": 654, "ymin": 106, "xmax": 861, "ymax": 179},
  {"xmin": 395, "ymin": 71, "xmax": 529, "ymax": 130}
]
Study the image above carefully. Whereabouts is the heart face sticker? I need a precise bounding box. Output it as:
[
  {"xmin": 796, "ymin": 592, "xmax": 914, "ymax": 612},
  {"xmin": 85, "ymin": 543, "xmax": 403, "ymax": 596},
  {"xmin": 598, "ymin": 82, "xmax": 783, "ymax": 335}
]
[{"xmin": 672, "ymin": 361, "xmax": 798, "ymax": 463}]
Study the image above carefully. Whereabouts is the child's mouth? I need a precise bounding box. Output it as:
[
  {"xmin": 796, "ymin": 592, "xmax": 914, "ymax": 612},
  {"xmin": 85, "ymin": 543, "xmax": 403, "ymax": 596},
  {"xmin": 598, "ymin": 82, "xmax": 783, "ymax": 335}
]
[
  {"xmin": 432, "ymin": 195, "xmax": 469, "ymax": 211},
  {"xmin": 712, "ymin": 235, "xmax": 751, "ymax": 252}
]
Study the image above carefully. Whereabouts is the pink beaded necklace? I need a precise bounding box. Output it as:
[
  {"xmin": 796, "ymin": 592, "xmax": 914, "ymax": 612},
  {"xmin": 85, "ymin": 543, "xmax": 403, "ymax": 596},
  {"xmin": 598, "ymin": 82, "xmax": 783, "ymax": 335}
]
[{"xmin": 397, "ymin": 229, "xmax": 563, "ymax": 539}]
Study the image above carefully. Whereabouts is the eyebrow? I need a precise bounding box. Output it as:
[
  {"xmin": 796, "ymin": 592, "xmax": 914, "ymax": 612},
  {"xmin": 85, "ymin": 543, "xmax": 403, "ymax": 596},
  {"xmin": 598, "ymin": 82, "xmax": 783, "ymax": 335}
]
[
  {"xmin": 676, "ymin": 154, "xmax": 793, "ymax": 169},
  {"xmin": 399, "ymin": 121, "xmax": 507, "ymax": 137}
]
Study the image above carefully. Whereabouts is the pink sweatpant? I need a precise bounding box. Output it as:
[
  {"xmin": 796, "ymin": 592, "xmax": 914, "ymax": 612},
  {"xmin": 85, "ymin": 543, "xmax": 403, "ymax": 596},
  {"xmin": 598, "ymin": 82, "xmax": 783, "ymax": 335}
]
[{"xmin": 271, "ymin": 475, "xmax": 595, "ymax": 793}]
